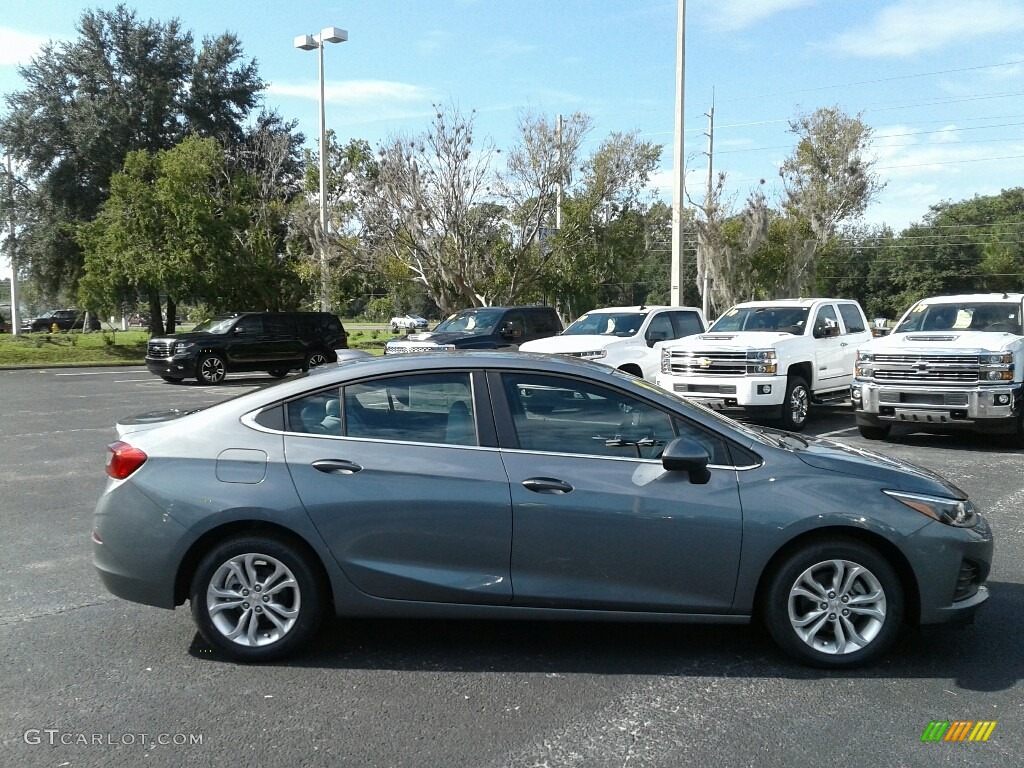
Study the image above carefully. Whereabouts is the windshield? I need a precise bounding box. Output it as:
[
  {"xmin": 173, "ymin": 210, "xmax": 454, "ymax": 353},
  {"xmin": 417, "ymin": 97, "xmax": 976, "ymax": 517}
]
[
  {"xmin": 563, "ymin": 312, "xmax": 646, "ymax": 337},
  {"xmin": 433, "ymin": 309, "xmax": 504, "ymax": 335},
  {"xmin": 709, "ymin": 306, "xmax": 810, "ymax": 334},
  {"xmin": 190, "ymin": 316, "xmax": 238, "ymax": 334},
  {"xmin": 895, "ymin": 301, "xmax": 1022, "ymax": 334}
]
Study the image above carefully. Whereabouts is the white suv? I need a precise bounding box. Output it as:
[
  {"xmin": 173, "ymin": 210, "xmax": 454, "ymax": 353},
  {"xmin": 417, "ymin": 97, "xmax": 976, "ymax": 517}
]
[{"xmin": 519, "ymin": 305, "xmax": 707, "ymax": 381}]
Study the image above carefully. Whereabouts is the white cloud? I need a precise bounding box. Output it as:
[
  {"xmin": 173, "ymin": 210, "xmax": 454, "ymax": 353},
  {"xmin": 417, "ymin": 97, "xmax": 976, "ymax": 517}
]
[
  {"xmin": 699, "ymin": 0, "xmax": 819, "ymax": 33},
  {"xmin": 0, "ymin": 27, "xmax": 49, "ymax": 66},
  {"xmin": 268, "ymin": 79, "xmax": 433, "ymax": 106},
  {"xmin": 829, "ymin": 0, "xmax": 1024, "ymax": 58}
]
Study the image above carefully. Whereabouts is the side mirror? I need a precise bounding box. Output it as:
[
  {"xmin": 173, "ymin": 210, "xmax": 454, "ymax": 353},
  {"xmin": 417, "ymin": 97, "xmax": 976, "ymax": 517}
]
[
  {"xmin": 233, "ymin": 326, "xmax": 246, "ymax": 335},
  {"xmin": 661, "ymin": 437, "xmax": 711, "ymax": 484},
  {"xmin": 813, "ymin": 324, "xmax": 839, "ymax": 339},
  {"xmin": 646, "ymin": 330, "xmax": 669, "ymax": 348}
]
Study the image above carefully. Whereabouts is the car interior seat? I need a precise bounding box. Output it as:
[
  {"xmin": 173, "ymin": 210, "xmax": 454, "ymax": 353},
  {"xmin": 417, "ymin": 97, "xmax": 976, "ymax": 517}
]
[
  {"xmin": 300, "ymin": 402, "xmax": 328, "ymax": 434},
  {"xmin": 321, "ymin": 399, "xmax": 341, "ymax": 434},
  {"xmin": 445, "ymin": 401, "xmax": 475, "ymax": 445}
]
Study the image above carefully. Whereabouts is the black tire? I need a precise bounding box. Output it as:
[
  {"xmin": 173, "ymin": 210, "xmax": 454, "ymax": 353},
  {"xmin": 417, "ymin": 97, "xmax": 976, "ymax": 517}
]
[
  {"xmin": 858, "ymin": 424, "xmax": 892, "ymax": 440},
  {"xmin": 391, "ymin": 324, "xmax": 400, "ymax": 333},
  {"xmin": 779, "ymin": 376, "xmax": 810, "ymax": 431},
  {"xmin": 197, "ymin": 354, "xmax": 227, "ymax": 385},
  {"xmin": 267, "ymin": 368, "xmax": 290, "ymax": 379},
  {"xmin": 303, "ymin": 350, "xmax": 331, "ymax": 371},
  {"xmin": 618, "ymin": 365, "xmax": 643, "ymax": 378},
  {"xmin": 189, "ymin": 536, "xmax": 324, "ymax": 662},
  {"xmin": 762, "ymin": 538, "xmax": 904, "ymax": 668},
  {"xmin": 161, "ymin": 375, "xmax": 184, "ymax": 384}
]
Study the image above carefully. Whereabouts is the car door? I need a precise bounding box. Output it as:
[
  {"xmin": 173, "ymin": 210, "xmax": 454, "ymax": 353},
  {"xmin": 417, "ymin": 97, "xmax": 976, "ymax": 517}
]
[
  {"xmin": 282, "ymin": 370, "xmax": 513, "ymax": 605},
  {"xmin": 224, "ymin": 314, "xmax": 267, "ymax": 368},
  {"xmin": 812, "ymin": 303, "xmax": 846, "ymax": 390},
  {"xmin": 836, "ymin": 303, "xmax": 872, "ymax": 381},
  {"xmin": 261, "ymin": 313, "xmax": 302, "ymax": 364},
  {"xmin": 491, "ymin": 370, "xmax": 743, "ymax": 612}
]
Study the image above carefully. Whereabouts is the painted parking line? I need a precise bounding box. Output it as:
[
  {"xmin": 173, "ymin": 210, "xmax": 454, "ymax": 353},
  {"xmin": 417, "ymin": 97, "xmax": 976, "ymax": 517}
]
[{"xmin": 54, "ymin": 370, "xmax": 144, "ymax": 376}]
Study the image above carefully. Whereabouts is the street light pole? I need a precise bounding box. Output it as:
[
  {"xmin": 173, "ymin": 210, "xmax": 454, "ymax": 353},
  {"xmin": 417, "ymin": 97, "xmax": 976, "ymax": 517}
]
[{"xmin": 295, "ymin": 26, "xmax": 348, "ymax": 312}]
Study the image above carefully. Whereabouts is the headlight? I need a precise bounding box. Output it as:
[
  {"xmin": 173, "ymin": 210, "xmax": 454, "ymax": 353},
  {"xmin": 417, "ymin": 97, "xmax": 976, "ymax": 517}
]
[
  {"xmin": 579, "ymin": 350, "xmax": 607, "ymax": 360},
  {"xmin": 745, "ymin": 349, "xmax": 777, "ymax": 374},
  {"xmin": 986, "ymin": 353, "xmax": 1012, "ymax": 364},
  {"xmin": 857, "ymin": 350, "xmax": 874, "ymax": 362},
  {"xmin": 661, "ymin": 348, "xmax": 671, "ymax": 373},
  {"xmin": 856, "ymin": 364, "xmax": 873, "ymax": 377},
  {"xmin": 883, "ymin": 490, "xmax": 977, "ymax": 527},
  {"xmin": 174, "ymin": 341, "xmax": 194, "ymax": 353}
]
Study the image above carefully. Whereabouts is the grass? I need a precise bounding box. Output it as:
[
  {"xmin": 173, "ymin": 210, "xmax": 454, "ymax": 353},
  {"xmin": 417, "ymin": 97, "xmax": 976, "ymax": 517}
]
[{"xmin": 0, "ymin": 326, "xmax": 392, "ymax": 368}]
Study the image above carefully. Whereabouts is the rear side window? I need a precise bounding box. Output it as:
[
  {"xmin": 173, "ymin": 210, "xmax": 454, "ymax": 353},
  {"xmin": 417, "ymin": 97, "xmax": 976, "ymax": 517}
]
[
  {"xmin": 525, "ymin": 310, "xmax": 561, "ymax": 335},
  {"xmin": 837, "ymin": 303, "xmax": 867, "ymax": 334},
  {"xmin": 263, "ymin": 314, "xmax": 295, "ymax": 336},
  {"xmin": 669, "ymin": 311, "xmax": 704, "ymax": 338}
]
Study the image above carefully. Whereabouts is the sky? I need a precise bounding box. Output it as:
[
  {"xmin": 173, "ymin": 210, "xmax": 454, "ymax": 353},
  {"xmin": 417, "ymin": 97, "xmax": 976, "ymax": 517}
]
[{"xmin": 2, "ymin": 0, "xmax": 1024, "ymax": 278}]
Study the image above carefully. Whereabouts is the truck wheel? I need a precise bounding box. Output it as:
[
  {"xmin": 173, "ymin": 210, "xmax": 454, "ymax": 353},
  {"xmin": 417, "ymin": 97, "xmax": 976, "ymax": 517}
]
[
  {"xmin": 780, "ymin": 376, "xmax": 810, "ymax": 432},
  {"xmin": 391, "ymin": 323, "xmax": 400, "ymax": 333},
  {"xmin": 197, "ymin": 354, "xmax": 227, "ymax": 385},
  {"xmin": 858, "ymin": 424, "xmax": 891, "ymax": 440}
]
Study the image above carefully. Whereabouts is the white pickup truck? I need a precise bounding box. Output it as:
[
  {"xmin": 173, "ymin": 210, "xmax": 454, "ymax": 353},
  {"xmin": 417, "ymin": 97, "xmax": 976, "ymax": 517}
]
[
  {"xmin": 852, "ymin": 293, "xmax": 1024, "ymax": 445},
  {"xmin": 519, "ymin": 305, "xmax": 707, "ymax": 382},
  {"xmin": 656, "ymin": 298, "xmax": 872, "ymax": 430}
]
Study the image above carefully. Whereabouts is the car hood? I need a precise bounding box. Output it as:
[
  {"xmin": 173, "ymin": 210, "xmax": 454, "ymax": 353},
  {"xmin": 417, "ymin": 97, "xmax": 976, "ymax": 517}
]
[
  {"xmin": 150, "ymin": 331, "xmax": 221, "ymax": 344},
  {"xmin": 867, "ymin": 330, "xmax": 1022, "ymax": 352},
  {"xmin": 669, "ymin": 331, "xmax": 802, "ymax": 350},
  {"xmin": 766, "ymin": 429, "xmax": 967, "ymax": 499},
  {"xmin": 520, "ymin": 335, "xmax": 622, "ymax": 353}
]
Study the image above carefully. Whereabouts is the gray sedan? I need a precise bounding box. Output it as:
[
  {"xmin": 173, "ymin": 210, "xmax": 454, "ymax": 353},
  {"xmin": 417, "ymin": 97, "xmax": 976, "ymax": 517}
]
[{"xmin": 92, "ymin": 352, "xmax": 993, "ymax": 667}]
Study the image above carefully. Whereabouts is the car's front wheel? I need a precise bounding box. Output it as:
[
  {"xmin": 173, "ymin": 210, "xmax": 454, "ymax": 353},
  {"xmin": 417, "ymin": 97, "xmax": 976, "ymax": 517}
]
[
  {"xmin": 779, "ymin": 376, "xmax": 810, "ymax": 431},
  {"xmin": 190, "ymin": 537, "xmax": 324, "ymax": 662},
  {"xmin": 762, "ymin": 539, "xmax": 904, "ymax": 668},
  {"xmin": 197, "ymin": 354, "xmax": 227, "ymax": 385}
]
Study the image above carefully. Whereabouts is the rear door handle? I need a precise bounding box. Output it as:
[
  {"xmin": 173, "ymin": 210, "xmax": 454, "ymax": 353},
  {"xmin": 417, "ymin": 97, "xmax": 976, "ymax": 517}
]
[
  {"xmin": 312, "ymin": 459, "xmax": 363, "ymax": 475},
  {"xmin": 521, "ymin": 477, "xmax": 574, "ymax": 494}
]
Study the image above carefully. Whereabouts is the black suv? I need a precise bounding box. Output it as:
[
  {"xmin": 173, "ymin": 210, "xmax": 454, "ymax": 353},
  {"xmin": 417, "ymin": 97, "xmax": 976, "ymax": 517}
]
[
  {"xmin": 30, "ymin": 309, "xmax": 101, "ymax": 332},
  {"xmin": 145, "ymin": 312, "xmax": 348, "ymax": 384},
  {"xmin": 384, "ymin": 306, "xmax": 562, "ymax": 354}
]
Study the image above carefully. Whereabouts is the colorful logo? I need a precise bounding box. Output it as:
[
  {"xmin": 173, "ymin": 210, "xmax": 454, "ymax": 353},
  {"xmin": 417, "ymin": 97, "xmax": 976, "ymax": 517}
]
[{"xmin": 921, "ymin": 721, "xmax": 997, "ymax": 742}]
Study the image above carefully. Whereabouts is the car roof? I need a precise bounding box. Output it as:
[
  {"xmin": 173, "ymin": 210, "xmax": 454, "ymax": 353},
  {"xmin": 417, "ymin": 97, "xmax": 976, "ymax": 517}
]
[
  {"xmin": 582, "ymin": 305, "xmax": 702, "ymax": 314},
  {"xmin": 731, "ymin": 298, "xmax": 850, "ymax": 309},
  {"xmin": 916, "ymin": 293, "xmax": 1024, "ymax": 304}
]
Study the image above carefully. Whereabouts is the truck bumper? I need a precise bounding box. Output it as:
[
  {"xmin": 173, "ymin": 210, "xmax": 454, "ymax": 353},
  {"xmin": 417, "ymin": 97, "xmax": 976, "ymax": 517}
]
[
  {"xmin": 656, "ymin": 374, "xmax": 784, "ymax": 411},
  {"xmin": 852, "ymin": 381, "xmax": 1022, "ymax": 433},
  {"xmin": 145, "ymin": 355, "xmax": 197, "ymax": 379}
]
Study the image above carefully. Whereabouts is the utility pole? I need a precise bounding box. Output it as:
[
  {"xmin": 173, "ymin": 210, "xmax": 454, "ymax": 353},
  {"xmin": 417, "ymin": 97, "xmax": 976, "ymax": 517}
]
[
  {"xmin": 4, "ymin": 153, "xmax": 20, "ymax": 337},
  {"xmin": 670, "ymin": 0, "xmax": 685, "ymax": 305},
  {"xmin": 701, "ymin": 97, "xmax": 714, "ymax": 319},
  {"xmin": 556, "ymin": 114, "xmax": 563, "ymax": 231}
]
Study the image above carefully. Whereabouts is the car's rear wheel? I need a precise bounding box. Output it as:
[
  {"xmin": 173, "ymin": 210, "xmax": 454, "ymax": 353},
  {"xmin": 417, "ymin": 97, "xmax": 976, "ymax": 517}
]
[
  {"xmin": 197, "ymin": 354, "xmax": 227, "ymax": 385},
  {"xmin": 762, "ymin": 539, "xmax": 904, "ymax": 668},
  {"xmin": 161, "ymin": 375, "xmax": 184, "ymax": 384},
  {"xmin": 858, "ymin": 424, "xmax": 892, "ymax": 440},
  {"xmin": 267, "ymin": 368, "xmax": 289, "ymax": 379},
  {"xmin": 304, "ymin": 350, "xmax": 331, "ymax": 371},
  {"xmin": 190, "ymin": 537, "xmax": 324, "ymax": 662},
  {"xmin": 779, "ymin": 376, "xmax": 810, "ymax": 431},
  {"xmin": 391, "ymin": 323, "xmax": 400, "ymax": 333}
]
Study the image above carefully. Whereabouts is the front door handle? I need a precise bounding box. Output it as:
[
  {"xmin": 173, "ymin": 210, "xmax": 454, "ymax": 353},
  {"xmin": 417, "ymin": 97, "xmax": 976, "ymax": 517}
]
[
  {"xmin": 312, "ymin": 459, "xmax": 363, "ymax": 475},
  {"xmin": 521, "ymin": 477, "xmax": 574, "ymax": 494}
]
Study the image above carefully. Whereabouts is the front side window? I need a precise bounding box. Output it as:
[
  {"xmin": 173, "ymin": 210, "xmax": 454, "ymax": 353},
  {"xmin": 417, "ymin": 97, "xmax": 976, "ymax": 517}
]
[
  {"xmin": 813, "ymin": 305, "xmax": 840, "ymax": 337},
  {"xmin": 501, "ymin": 372, "xmax": 729, "ymax": 462},
  {"xmin": 670, "ymin": 311, "xmax": 705, "ymax": 338},
  {"xmin": 645, "ymin": 313, "xmax": 674, "ymax": 344},
  {"xmin": 344, "ymin": 372, "xmax": 476, "ymax": 445}
]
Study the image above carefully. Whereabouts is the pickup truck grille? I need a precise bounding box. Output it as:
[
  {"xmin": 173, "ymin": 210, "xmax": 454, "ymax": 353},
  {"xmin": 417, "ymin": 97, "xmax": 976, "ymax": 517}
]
[
  {"xmin": 665, "ymin": 351, "xmax": 747, "ymax": 376},
  {"xmin": 870, "ymin": 353, "xmax": 981, "ymax": 384},
  {"xmin": 147, "ymin": 340, "xmax": 174, "ymax": 358}
]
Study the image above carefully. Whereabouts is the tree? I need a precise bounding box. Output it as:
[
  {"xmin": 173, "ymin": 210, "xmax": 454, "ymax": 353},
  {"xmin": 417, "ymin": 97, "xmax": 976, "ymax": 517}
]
[
  {"xmin": 79, "ymin": 136, "xmax": 303, "ymax": 335},
  {"xmin": 779, "ymin": 106, "xmax": 885, "ymax": 295},
  {"xmin": 0, "ymin": 4, "xmax": 266, "ymax": 296}
]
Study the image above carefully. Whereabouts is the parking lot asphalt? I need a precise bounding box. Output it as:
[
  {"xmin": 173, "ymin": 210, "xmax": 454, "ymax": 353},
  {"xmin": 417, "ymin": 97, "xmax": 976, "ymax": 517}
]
[{"xmin": 1, "ymin": 365, "xmax": 1022, "ymax": 767}]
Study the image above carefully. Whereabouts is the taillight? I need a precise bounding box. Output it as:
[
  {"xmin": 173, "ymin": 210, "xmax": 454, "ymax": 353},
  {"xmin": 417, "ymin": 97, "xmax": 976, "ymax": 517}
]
[{"xmin": 106, "ymin": 441, "xmax": 148, "ymax": 479}]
